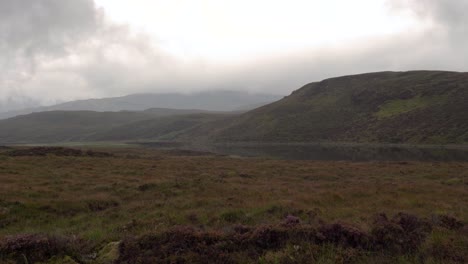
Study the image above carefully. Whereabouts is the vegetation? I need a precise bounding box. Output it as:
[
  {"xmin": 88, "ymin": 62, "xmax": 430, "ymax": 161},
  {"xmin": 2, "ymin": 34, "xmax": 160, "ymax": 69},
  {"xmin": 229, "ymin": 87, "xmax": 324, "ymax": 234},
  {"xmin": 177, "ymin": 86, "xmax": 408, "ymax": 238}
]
[
  {"xmin": 0, "ymin": 111, "xmax": 231, "ymax": 144},
  {"xmin": 0, "ymin": 146, "xmax": 466, "ymax": 263},
  {"xmin": 87, "ymin": 113, "xmax": 230, "ymax": 141},
  {"xmin": 375, "ymin": 96, "xmax": 444, "ymax": 119},
  {"xmin": 0, "ymin": 91, "xmax": 281, "ymax": 119},
  {"xmin": 1, "ymin": 71, "xmax": 467, "ymax": 262},
  {"xmin": 184, "ymin": 71, "xmax": 468, "ymax": 144},
  {"xmin": 1, "ymin": 71, "xmax": 467, "ymax": 145}
]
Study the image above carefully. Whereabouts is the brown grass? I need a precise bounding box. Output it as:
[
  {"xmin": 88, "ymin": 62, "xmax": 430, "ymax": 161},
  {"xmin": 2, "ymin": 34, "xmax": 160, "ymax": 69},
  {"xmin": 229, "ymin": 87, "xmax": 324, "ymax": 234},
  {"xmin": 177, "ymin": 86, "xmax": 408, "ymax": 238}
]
[{"xmin": 0, "ymin": 147, "xmax": 466, "ymax": 263}]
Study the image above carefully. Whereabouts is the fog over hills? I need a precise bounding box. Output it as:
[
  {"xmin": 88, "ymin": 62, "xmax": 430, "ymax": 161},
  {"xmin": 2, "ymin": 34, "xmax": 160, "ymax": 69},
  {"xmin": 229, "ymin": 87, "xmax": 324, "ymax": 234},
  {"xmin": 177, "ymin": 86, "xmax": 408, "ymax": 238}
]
[
  {"xmin": 1, "ymin": 71, "xmax": 467, "ymax": 145},
  {"xmin": 2, "ymin": 1, "xmax": 468, "ymax": 263},
  {"xmin": 0, "ymin": 91, "xmax": 282, "ymax": 120}
]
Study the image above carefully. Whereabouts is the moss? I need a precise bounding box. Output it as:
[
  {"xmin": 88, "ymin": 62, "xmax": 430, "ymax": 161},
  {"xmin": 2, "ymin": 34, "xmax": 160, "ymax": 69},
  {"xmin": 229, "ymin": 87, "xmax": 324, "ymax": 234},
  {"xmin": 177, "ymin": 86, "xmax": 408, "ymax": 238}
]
[
  {"xmin": 376, "ymin": 96, "xmax": 444, "ymax": 119},
  {"xmin": 42, "ymin": 255, "xmax": 78, "ymax": 264},
  {"xmin": 95, "ymin": 242, "xmax": 120, "ymax": 264}
]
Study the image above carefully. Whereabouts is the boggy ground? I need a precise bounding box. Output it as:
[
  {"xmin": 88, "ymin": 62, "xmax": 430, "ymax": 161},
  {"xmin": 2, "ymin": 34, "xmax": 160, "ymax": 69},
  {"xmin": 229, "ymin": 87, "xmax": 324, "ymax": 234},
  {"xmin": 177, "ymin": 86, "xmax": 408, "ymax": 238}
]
[{"xmin": 0, "ymin": 147, "xmax": 466, "ymax": 263}]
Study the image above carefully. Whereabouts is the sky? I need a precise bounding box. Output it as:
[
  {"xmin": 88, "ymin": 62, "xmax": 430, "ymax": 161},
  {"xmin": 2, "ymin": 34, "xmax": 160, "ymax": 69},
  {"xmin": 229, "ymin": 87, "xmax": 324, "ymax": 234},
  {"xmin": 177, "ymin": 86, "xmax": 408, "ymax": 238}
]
[{"xmin": 0, "ymin": 0, "xmax": 467, "ymax": 111}]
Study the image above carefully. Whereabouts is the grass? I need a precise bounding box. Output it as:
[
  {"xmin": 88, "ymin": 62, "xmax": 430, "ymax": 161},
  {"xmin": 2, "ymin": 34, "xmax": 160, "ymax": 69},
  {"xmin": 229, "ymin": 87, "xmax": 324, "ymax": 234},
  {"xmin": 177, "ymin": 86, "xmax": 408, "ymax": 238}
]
[
  {"xmin": 203, "ymin": 71, "xmax": 468, "ymax": 144},
  {"xmin": 0, "ymin": 147, "xmax": 467, "ymax": 263},
  {"xmin": 376, "ymin": 96, "xmax": 443, "ymax": 119}
]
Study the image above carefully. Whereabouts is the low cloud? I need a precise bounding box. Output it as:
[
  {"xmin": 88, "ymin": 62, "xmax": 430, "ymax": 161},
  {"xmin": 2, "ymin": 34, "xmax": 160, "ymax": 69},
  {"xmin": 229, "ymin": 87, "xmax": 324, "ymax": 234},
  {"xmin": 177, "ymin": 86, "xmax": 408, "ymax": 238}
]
[
  {"xmin": 0, "ymin": 0, "xmax": 183, "ymax": 110},
  {"xmin": 221, "ymin": 0, "xmax": 468, "ymax": 93},
  {"xmin": 0, "ymin": 0, "xmax": 100, "ymax": 110},
  {"xmin": 1, "ymin": 0, "xmax": 467, "ymax": 111}
]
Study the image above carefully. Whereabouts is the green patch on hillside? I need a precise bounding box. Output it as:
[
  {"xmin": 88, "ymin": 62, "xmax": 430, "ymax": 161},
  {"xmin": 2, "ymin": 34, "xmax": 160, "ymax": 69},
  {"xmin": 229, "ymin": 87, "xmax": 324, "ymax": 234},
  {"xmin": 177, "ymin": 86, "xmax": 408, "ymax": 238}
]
[
  {"xmin": 2, "ymin": 71, "xmax": 467, "ymax": 145},
  {"xmin": 307, "ymin": 94, "xmax": 339, "ymax": 108},
  {"xmin": 376, "ymin": 96, "xmax": 444, "ymax": 119}
]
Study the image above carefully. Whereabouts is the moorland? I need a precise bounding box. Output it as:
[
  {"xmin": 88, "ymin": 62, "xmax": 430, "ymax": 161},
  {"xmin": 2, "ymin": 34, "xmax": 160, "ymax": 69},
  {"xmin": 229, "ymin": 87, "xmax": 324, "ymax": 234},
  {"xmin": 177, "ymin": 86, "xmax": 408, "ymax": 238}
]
[
  {"xmin": 1, "ymin": 71, "xmax": 467, "ymax": 263},
  {"xmin": 0, "ymin": 146, "xmax": 466, "ymax": 263}
]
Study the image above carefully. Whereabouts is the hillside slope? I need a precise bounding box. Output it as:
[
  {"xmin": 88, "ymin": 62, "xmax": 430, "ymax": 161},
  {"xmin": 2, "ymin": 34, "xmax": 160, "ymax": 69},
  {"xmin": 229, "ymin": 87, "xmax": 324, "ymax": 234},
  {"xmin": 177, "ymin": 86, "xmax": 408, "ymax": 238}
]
[
  {"xmin": 0, "ymin": 91, "xmax": 282, "ymax": 119},
  {"xmin": 0, "ymin": 110, "xmax": 231, "ymax": 144},
  {"xmin": 2, "ymin": 71, "xmax": 466, "ymax": 145},
  {"xmin": 0, "ymin": 111, "xmax": 155, "ymax": 143},
  {"xmin": 185, "ymin": 71, "xmax": 468, "ymax": 144},
  {"xmin": 87, "ymin": 113, "xmax": 233, "ymax": 142}
]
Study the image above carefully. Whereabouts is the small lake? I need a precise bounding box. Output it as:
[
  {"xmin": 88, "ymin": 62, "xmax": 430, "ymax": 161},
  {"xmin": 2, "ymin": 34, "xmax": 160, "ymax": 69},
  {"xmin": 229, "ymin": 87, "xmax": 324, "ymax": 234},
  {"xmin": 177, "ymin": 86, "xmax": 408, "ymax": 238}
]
[{"xmin": 137, "ymin": 142, "xmax": 468, "ymax": 162}]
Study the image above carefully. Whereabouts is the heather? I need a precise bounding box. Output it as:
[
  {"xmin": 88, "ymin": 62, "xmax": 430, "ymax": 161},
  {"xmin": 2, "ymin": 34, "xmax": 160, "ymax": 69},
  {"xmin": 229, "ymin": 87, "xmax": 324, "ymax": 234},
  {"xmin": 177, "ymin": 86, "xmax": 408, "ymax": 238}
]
[{"xmin": 0, "ymin": 147, "xmax": 466, "ymax": 263}]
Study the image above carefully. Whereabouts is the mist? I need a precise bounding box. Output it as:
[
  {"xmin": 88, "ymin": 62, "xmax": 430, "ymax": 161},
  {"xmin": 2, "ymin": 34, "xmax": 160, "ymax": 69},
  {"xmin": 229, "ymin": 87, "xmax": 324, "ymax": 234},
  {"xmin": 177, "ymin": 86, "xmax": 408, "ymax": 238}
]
[{"xmin": 1, "ymin": 0, "xmax": 467, "ymax": 112}]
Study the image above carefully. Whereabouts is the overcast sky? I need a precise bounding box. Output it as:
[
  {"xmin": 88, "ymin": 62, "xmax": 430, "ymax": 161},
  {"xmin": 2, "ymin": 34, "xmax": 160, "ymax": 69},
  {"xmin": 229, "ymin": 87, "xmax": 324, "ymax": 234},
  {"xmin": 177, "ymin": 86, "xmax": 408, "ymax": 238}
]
[{"xmin": 0, "ymin": 0, "xmax": 467, "ymax": 111}]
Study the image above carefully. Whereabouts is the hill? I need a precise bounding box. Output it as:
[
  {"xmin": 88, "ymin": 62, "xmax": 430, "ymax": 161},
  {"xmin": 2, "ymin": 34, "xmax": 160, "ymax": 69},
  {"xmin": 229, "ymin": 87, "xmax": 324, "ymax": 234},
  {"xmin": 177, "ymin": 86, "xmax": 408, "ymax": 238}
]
[
  {"xmin": 0, "ymin": 91, "xmax": 282, "ymax": 119},
  {"xmin": 182, "ymin": 71, "xmax": 468, "ymax": 144},
  {"xmin": 0, "ymin": 110, "xmax": 231, "ymax": 144},
  {"xmin": 2, "ymin": 71, "xmax": 467, "ymax": 145},
  {"xmin": 87, "ymin": 113, "xmax": 234, "ymax": 142}
]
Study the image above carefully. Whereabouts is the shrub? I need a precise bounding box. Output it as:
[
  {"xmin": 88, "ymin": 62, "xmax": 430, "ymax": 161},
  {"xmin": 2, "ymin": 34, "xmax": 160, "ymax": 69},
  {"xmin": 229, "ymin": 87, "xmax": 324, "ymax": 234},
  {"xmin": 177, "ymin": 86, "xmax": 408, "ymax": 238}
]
[
  {"xmin": 87, "ymin": 199, "xmax": 119, "ymax": 212},
  {"xmin": 432, "ymin": 214, "xmax": 464, "ymax": 230},
  {"xmin": 371, "ymin": 213, "xmax": 432, "ymax": 253},
  {"xmin": 0, "ymin": 234, "xmax": 79, "ymax": 263}
]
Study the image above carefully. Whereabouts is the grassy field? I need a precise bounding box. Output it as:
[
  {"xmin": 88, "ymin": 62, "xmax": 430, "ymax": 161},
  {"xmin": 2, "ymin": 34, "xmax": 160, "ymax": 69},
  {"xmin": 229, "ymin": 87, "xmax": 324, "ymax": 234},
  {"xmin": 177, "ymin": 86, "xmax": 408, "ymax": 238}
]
[{"xmin": 0, "ymin": 146, "xmax": 467, "ymax": 263}]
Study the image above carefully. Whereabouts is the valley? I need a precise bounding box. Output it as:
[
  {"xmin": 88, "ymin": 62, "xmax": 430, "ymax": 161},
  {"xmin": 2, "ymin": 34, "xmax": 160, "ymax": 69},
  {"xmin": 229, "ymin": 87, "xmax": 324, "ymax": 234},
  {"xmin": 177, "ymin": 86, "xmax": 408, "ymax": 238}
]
[
  {"xmin": 1, "ymin": 71, "xmax": 467, "ymax": 145},
  {"xmin": 1, "ymin": 71, "xmax": 467, "ymax": 263}
]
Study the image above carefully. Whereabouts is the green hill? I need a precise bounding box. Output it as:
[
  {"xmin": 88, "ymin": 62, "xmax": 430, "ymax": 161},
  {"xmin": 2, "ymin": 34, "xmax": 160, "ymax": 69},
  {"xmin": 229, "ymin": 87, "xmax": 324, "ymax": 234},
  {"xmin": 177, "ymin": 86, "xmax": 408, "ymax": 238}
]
[
  {"xmin": 87, "ymin": 113, "xmax": 232, "ymax": 141},
  {"xmin": 1, "ymin": 71, "xmax": 467, "ymax": 145},
  {"xmin": 0, "ymin": 110, "xmax": 231, "ymax": 144},
  {"xmin": 185, "ymin": 71, "xmax": 468, "ymax": 144}
]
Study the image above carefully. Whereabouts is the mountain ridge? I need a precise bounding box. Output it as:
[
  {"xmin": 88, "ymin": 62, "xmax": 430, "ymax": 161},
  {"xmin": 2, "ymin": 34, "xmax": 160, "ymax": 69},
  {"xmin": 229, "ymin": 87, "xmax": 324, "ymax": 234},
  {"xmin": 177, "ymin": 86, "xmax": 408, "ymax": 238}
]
[
  {"xmin": 0, "ymin": 109, "xmax": 232, "ymax": 144},
  {"xmin": 176, "ymin": 71, "xmax": 468, "ymax": 144},
  {"xmin": 1, "ymin": 71, "xmax": 467, "ymax": 145},
  {"xmin": 0, "ymin": 91, "xmax": 282, "ymax": 119}
]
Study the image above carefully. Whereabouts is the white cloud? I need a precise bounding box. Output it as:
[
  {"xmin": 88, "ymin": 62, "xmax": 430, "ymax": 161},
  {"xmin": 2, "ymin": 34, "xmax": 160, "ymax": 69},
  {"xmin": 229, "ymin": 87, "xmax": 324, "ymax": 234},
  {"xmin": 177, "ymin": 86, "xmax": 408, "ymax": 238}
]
[{"xmin": 0, "ymin": 0, "xmax": 467, "ymax": 111}]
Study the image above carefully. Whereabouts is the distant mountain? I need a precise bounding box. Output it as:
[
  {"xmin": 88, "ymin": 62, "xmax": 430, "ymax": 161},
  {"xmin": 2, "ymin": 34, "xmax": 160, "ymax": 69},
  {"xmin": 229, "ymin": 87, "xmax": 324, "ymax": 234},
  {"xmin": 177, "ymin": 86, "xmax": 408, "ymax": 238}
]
[
  {"xmin": 2, "ymin": 71, "xmax": 467, "ymax": 145},
  {"xmin": 0, "ymin": 91, "xmax": 282, "ymax": 119},
  {"xmin": 179, "ymin": 71, "xmax": 468, "ymax": 144}
]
